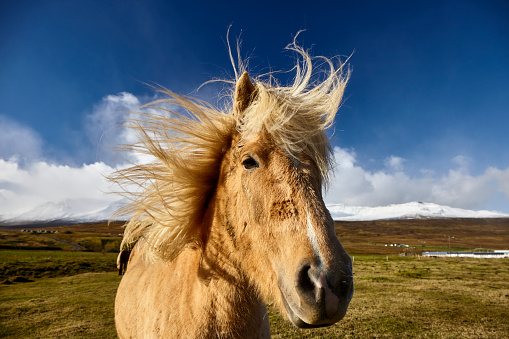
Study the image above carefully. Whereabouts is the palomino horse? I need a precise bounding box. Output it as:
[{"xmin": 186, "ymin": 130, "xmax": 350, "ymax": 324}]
[{"xmin": 113, "ymin": 40, "xmax": 353, "ymax": 338}]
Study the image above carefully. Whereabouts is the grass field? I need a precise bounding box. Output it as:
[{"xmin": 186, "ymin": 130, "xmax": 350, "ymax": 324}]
[
  {"xmin": 335, "ymin": 218, "xmax": 509, "ymax": 255},
  {"xmin": 2, "ymin": 254, "xmax": 508, "ymax": 338},
  {"xmin": 0, "ymin": 250, "xmax": 118, "ymax": 282},
  {"xmin": 1, "ymin": 272, "xmax": 120, "ymax": 338},
  {"xmin": 1, "ymin": 219, "xmax": 508, "ymax": 338},
  {"xmin": 0, "ymin": 222, "xmax": 124, "ymax": 253}
]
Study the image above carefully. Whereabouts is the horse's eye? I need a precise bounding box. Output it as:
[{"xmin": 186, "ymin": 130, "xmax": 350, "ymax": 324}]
[{"xmin": 242, "ymin": 156, "xmax": 259, "ymax": 170}]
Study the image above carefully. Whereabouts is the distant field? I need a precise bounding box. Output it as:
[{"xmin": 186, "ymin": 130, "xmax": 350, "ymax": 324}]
[
  {"xmin": 0, "ymin": 250, "xmax": 117, "ymax": 282},
  {"xmin": 1, "ymin": 219, "xmax": 508, "ymax": 338},
  {"xmin": 0, "ymin": 222, "xmax": 124, "ymax": 253},
  {"xmin": 335, "ymin": 218, "xmax": 509, "ymax": 255},
  {"xmin": 2, "ymin": 218, "xmax": 508, "ymax": 255}
]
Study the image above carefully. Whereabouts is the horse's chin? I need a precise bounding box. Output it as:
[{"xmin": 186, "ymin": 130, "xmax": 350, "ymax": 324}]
[{"xmin": 278, "ymin": 285, "xmax": 345, "ymax": 329}]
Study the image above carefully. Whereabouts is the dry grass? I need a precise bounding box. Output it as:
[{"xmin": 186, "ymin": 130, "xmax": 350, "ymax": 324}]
[
  {"xmin": 3, "ymin": 255, "xmax": 507, "ymax": 338},
  {"xmin": 0, "ymin": 273, "xmax": 120, "ymax": 338},
  {"xmin": 335, "ymin": 218, "xmax": 509, "ymax": 255},
  {"xmin": 1, "ymin": 219, "xmax": 508, "ymax": 337},
  {"xmin": 269, "ymin": 256, "xmax": 509, "ymax": 338},
  {"xmin": 0, "ymin": 222, "xmax": 124, "ymax": 252},
  {"xmin": 0, "ymin": 250, "xmax": 117, "ymax": 282}
]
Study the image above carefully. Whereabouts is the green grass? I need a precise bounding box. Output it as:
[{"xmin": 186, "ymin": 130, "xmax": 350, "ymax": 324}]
[
  {"xmin": 0, "ymin": 250, "xmax": 117, "ymax": 282},
  {"xmin": 0, "ymin": 273, "xmax": 120, "ymax": 338},
  {"xmin": 0, "ymin": 223, "xmax": 124, "ymax": 252},
  {"xmin": 1, "ymin": 219, "xmax": 508, "ymax": 337},
  {"xmin": 1, "ymin": 252, "xmax": 508, "ymax": 338},
  {"xmin": 335, "ymin": 218, "xmax": 509, "ymax": 255},
  {"xmin": 268, "ymin": 256, "xmax": 509, "ymax": 338}
]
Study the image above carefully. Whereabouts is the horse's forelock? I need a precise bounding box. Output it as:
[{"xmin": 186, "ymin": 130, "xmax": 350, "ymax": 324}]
[{"xmin": 238, "ymin": 46, "xmax": 349, "ymax": 185}]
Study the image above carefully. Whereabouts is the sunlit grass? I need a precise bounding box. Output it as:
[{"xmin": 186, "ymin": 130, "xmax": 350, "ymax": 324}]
[
  {"xmin": 0, "ymin": 250, "xmax": 117, "ymax": 281},
  {"xmin": 1, "ymin": 253, "xmax": 508, "ymax": 338},
  {"xmin": 269, "ymin": 256, "xmax": 509, "ymax": 338},
  {"xmin": 1, "ymin": 219, "xmax": 507, "ymax": 337},
  {"xmin": 0, "ymin": 272, "xmax": 120, "ymax": 338}
]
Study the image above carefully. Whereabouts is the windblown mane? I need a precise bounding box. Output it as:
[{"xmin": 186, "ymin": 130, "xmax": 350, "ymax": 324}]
[{"xmin": 111, "ymin": 38, "xmax": 350, "ymax": 261}]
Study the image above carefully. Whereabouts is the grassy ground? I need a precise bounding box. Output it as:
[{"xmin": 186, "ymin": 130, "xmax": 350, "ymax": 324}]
[
  {"xmin": 269, "ymin": 256, "xmax": 509, "ymax": 338},
  {"xmin": 0, "ymin": 250, "xmax": 117, "ymax": 283},
  {"xmin": 335, "ymin": 218, "xmax": 509, "ymax": 255},
  {"xmin": 1, "ymin": 219, "xmax": 508, "ymax": 337},
  {"xmin": 1, "ymin": 253, "xmax": 508, "ymax": 338},
  {"xmin": 0, "ymin": 222, "xmax": 124, "ymax": 252},
  {"xmin": 0, "ymin": 272, "xmax": 120, "ymax": 338}
]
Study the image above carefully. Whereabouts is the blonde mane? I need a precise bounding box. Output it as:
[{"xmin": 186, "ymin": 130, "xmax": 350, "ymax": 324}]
[{"xmin": 111, "ymin": 39, "xmax": 350, "ymax": 261}]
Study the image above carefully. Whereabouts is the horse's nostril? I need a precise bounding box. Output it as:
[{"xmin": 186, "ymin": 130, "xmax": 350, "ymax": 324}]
[
  {"xmin": 295, "ymin": 263, "xmax": 318, "ymax": 304},
  {"xmin": 297, "ymin": 264, "xmax": 313, "ymax": 289}
]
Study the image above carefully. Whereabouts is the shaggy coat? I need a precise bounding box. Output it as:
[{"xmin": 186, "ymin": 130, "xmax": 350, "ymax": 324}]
[{"xmin": 113, "ymin": 39, "xmax": 353, "ymax": 338}]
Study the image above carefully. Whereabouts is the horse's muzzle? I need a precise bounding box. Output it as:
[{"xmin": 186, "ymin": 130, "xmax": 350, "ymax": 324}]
[{"xmin": 280, "ymin": 259, "xmax": 353, "ymax": 328}]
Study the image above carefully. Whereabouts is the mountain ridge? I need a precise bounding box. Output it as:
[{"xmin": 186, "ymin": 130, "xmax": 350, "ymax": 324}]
[
  {"xmin": 327, "ymin": 201, "xmax": 509, "ymax": 221},
  {"xmin": 1, "ymin": 199, "xmax": 508, "ymax": 226}
]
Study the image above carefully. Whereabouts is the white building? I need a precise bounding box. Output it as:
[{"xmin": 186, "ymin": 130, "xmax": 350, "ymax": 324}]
[{"xmin": 422, "ymin": 250, "xmax": 509, "ymax": 258}]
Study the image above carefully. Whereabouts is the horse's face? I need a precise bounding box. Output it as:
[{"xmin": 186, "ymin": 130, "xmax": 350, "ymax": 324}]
[{"xmin": 219, "ymin": 128, "xmax": 353, "ymax": 328}]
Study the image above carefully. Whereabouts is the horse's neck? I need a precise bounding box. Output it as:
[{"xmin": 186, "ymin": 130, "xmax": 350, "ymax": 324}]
[{"xmin": 191, "ymin": 199, "xmax": 270, "ymax": 337}]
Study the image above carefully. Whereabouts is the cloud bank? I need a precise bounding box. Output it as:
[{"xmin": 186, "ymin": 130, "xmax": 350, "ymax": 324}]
[
  {"xmin": 0, "ymin": 159, "xmax": 118, "ymax": 218},
  {"xmin": 325, "ymin": 147, "xmax": 509, "ymax": 212},
  {"xmin": 1, "ymin": 92, "xmax": 509, "ymax": 220},
  {"xmin": 0, "ymin": 93, "xmax": 141, "ymax": 219}
]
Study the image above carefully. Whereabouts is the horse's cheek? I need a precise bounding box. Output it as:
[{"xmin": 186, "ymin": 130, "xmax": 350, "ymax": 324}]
[{"xmin": 240, "ymin": 176, "xmax": 266, "ymax": 225}]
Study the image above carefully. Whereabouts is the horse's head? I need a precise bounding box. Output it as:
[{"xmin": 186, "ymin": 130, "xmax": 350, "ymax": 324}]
[
  {"xmin": 217, "ymin": 72, "xmax": 353, "ymax": 327},
  {"xmin": 113, "ymin": 41, "xmax": 353, "ymax": 329}
]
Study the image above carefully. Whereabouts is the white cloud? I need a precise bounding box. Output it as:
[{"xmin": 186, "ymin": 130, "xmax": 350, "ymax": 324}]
[
  {"xmin": 2, "ymin": 92, "xmax": 145, "ymax": 167},
  {"xmin": 384, "ymin": 155, "xmax": 405, "ymax": 172},
  {"xmin": 325, "ymin": 147, "xmax": 509, "ymax": 213},
  {"xmin": 488, "ymin": 167, "xmax": 509, "ymax": 199},
  {"xmin": 0, "ymin": 158, "xmax": 119, "ymax": 218},
  {"xmin": 85, "ymin": 92, "xmax": 142, "ymax": 164},
  {"xmin": 84, "ymin": 91, "xmax": 174, "ymax": 165},
  {"xmin": 0, "ymin": 115, "xmax": 43, "ymax": 162}
]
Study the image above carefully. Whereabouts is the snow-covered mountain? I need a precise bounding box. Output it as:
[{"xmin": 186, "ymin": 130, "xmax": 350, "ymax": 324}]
[
  {"xmin": 1, "ymin": 199, "xmax": 508, "ymax": 226},
  {"xmin": 0, "ymin": 198, "xmax": 128, "ymax": 225},
  {"xmin": 327, "ymin": 201, "xmax": 509, "ymax": 221}
]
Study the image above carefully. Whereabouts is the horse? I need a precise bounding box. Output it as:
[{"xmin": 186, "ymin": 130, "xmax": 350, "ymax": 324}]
[
  {"xmin": 117, "ymin": 249, "xmax": 131, "ymax": 275},
  {"xmin": 112, "ymin": 38, "xmax": 354, "ymax": 338}
]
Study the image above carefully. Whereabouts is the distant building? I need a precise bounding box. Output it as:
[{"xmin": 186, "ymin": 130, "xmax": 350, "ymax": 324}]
[
  {"xmin": 385, "ymin": 243, "xmax": 410, "ymax": 247},
  {"xmin": 422, "ymin": 251, "xmax": 509, "ymax": 258},
  {"xmin": 21, "ymin": 229, "xmax": 59, "ymax": 234}
]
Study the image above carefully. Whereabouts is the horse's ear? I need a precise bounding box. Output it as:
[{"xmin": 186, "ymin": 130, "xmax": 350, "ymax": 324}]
[{"xmin": 234, "ymin": 72, "xmax": 256, "ymax": 118}]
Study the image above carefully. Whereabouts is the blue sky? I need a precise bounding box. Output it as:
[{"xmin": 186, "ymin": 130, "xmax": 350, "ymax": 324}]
[{"xmin": 1, "ymin": 0, "xmax": 509, "ymax": 215}]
